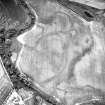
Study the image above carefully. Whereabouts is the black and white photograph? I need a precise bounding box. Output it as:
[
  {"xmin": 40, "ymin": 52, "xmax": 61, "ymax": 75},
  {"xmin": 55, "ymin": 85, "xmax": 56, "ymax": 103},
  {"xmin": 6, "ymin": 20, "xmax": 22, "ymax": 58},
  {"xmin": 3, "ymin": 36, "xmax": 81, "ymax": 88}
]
[{"xmin": 0, "ymin": 0, "xmax": 105, "ymax": 105}]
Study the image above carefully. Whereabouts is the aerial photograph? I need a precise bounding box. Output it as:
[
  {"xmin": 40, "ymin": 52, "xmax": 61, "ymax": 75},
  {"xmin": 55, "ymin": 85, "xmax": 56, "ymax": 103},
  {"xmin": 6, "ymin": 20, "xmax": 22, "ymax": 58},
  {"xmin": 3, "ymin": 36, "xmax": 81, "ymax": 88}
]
[{"xmin": 0, "ymin": 0, "xmax": 105, "ymax": 105}]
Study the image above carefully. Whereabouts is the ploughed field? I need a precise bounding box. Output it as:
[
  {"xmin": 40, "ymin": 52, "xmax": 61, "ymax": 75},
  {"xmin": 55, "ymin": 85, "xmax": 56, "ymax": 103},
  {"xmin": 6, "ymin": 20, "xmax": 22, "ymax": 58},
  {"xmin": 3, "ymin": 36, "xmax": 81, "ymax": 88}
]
[{"xmin": 17, "ymin": 1, "xmax": 105, "ymax": 105}]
